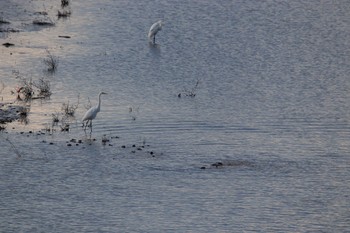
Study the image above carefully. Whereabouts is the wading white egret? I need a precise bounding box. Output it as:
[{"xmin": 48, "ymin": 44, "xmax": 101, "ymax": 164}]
[
  {"xmin": 148, "ymin": 20, "xmax": 163, "ymax": 44},
  {"xmin": 82, "ymin": 91, "xmax": 107, "ymax": 131}
]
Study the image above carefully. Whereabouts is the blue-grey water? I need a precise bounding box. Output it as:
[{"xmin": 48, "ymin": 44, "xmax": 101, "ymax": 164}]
[{"xmin": 1, "ymin": 0, "xmax": 350, "ymax": 232}]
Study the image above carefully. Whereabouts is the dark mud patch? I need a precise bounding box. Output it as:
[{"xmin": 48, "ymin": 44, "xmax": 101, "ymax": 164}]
[{"xmin": 0, "ymin": 103, "xmax": 27, "ymax": 124}]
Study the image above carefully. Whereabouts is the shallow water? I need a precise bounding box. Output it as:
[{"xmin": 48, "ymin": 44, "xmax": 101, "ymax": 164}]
[{"xmin": 1, "ymin": 0, "xmax": 350, "ymax": 232}]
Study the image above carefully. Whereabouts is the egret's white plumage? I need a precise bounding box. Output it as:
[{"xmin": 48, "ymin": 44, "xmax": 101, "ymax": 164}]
[
  {"xmin": 82, "ymin": 91, "xmax": 107, "ymax": 131},
  {"xmin": 148, "ymin": 20, "xmax": 163, "ymax": 44}
]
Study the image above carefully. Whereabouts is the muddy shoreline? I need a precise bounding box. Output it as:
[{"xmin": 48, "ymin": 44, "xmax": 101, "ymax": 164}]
[{"xmin": 0, "ymin": 0, "xmax": 59, "ymax": 124}]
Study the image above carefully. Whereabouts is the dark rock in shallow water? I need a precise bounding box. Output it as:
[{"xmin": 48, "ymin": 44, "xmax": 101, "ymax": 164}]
[
  {"xmin": 2, "ymin": 42, "xmax": 14, "ymax": 47},
  {"xmin": 211, "ymin": 162, "xmax": 223, "ymax": 168},
  {"xmin": 32, "ymin": 20, "xmax": 55, "ymax": 26}
]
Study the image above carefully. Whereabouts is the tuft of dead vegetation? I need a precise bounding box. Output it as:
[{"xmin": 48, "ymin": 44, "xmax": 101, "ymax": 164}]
[
  {"xmin": 47, "ymin": 95, "xmax": 80, "ymax": 133},
  {"xmin": 128, "ymin": 105, "xmax": 140, "ymax": 121},
  {"xmin": 49, "ymin": 112, "xmax": 70, "ymax": 132},
  {"xmin": 60, "ymin": 115, "xmax": 70, "ymax": 131},
  {"xmin": 33, "ymin": 77, "xmax": 52, "ymax": 97},
  {"xmin": 13, "ymin": 71, "xmax": 34, "ymax": 101},
  {"xmin": 58, "ymin": 0, "xmax": 71, "ymax": 18},
  {"xmin": 12, "ymin": 71, "xmax": 53, "ymax": 100},
  {"xmin": 61, "ymin": 95, "xmax": 80, "ymax": 116},
  {"xmin": 61, "ymin": 0, "xmax": 70, "ymax": 8},
  {"xmin": 57, "ymin": 9, "xmax": 71, "ymax": 18},
  {"xmin": 178, "ymin": 79, "xmax": 200, "ymax": 98},
  {"xmin": 43, "ymin": 50, "xmax": 59, "ymax": 72}
]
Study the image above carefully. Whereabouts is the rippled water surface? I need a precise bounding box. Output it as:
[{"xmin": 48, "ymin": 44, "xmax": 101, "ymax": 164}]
[{"xmin": 1, "ymin": 0, "xmax": 350, "ymax": 232}]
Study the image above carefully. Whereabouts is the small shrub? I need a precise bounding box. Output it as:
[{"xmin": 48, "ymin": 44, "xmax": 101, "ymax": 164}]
[
  {"xmin": 33, "ymin": 77, "xmax": 51, "ymax": 97},
  {"xmin": 128, "ymin": 106, "xmax": 140, "ymax": 121},
  {"xmin": 62, "ymin": 101, "xmax": 76, "ymax": 116},
  {"xmin": 14, "ymin": 72, "xmax": 34, "ymax": 101},
  {"xmin": 178, "ymin": 79, "xmax": 200, "ymax": 98},
  {"xmin": 57, "ymin": 9, "xmax": 71, "ymax": 18},
  {"xmin": 61, "ymin": 0, "xmax": 70, "ymax": 8},
  {"xmin": 43, "ymin": 50, "xmax": 59, "ymax": 72},
  {"xmin": 60, "ymin": 116, "xmax": 70, "ymax": 131},
  {"xmin": 61, "ymin": 95, "xmax": 79, "ymax": 116},
  {"xmin": 51, "ymin": 114, "xmax": 60, "ymax": 128}
]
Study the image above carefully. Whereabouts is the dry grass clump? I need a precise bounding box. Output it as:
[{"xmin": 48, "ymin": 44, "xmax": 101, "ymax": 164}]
[
  {"xmin": 33, "ymin": 77, "xmax": 52, "ymax": 97},
  {"xmin": 14, "ymin": 73, "xmax": 34, "ymax": 101},
  {"xmin": 61, "ymin": 0, "xmax": 70, "ymax": 8},
  {"xmin": 48, "ymin": 95, "xmax": 80, "ymax": 132},
  {"xmin": 13, "ymin": 71, "xmax": 53, "ymax": 100},
  {"xmin": 178, "ymin": 79, "xmax": 200, "ymax": 98},
  {"xmin": 61, "ymin": 95, "xmax": 80, "ymax": 116},
  {"xmin": 12, "ymin": 70, "xmax": 54, "ymax": 101},
  {"xmin": 57, "ymin": 9, "xmax": 71, "ymax": 18},
  {"xmin": 43, "ymin": 50, "xmax": 59, "ymax": 72},
  {"xmin": 58, "ymin": 0, "xmax": 71, "ymax": 18}
]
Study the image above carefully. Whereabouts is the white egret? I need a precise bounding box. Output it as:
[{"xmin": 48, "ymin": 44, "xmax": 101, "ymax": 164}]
[
  {"xmin": 148, "ymin": 20, "xmax": 163, "ymax": 44},
  {"xmin": 82, "ymin": 91, "xmax": 107, "ymax": 131}
]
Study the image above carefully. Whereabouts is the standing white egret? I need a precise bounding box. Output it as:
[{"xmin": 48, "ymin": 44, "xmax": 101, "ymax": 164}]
[
  {"xmin": 148, "ymin": 20, "xmax": 163, "ymax": 44},
  {"xmin": 82, "ymin": 91, "xmax": 107, "ymax": 131}
]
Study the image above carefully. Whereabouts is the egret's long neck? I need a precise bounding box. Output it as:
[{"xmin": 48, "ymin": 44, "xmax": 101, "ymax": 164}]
[{"xmin": 97, "ymin": 93, "xmax": 102, "ymax": 110}]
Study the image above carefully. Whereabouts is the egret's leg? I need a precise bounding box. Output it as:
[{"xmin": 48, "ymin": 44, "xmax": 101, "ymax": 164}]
[
  {"xmin": 84, "ymin": 120, "xmax": 91, "ymax": 131},
  {"xmin": 153, "ymin": 35, "xmax": 156, "ymax": 44},
  {"xmin": 90, "ymin": 120, "xmax": 93, "ymax": 132}
]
